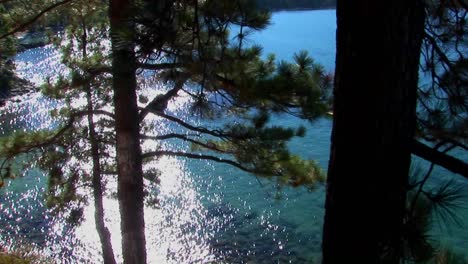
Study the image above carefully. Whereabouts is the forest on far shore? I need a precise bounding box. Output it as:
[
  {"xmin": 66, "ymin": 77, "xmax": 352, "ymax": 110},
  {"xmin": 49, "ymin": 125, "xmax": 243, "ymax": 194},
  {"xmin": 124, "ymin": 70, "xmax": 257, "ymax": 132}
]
[{"xmin": 256, "ymin": 0, "xmax": 336, "ymax": 10}]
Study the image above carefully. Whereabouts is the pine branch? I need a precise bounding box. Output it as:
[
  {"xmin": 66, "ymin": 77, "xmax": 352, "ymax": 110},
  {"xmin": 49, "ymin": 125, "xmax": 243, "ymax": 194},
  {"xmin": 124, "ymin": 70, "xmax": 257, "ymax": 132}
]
[
  {"xmin": 74, "ymin": 109, "xmax": 115, "ymax": 119},
  {"xmin": 139, "ymin": 76, "xmax": 187, "ymax": 121},
  {"xmin": 137, "ymin": 62, "xmax": 186, "ymax": 71},
  {"xmin": 156, "ymin": 112, "xmax": 228, "ymax": 138},
  {"xmin": 142, "ymin": 150, "xmax": 254, "ymax": 173},
  {"xmin": 434, "ymin": 138, "xmax": 468, "ymax": 152},
  {"xmin": 410, "ymin": 163, "xmax": 436, "ymax": 214},
  {"xmin": 411, "ymin": 139, "xmax": 468, "ymax": 179},
  {"xmin": 423, "ymin": 32, "xmax": 456, "ymax": 73},
  {"xmin": 0, "ymin": 109, "xmax": 111, "ymax": 160},
  {"xmin": 1, "ymin": 115, "xmax": 75, "ymax": 160},
  {"xmin": 86, "ymin": 66, "xmax": 112, "ymax": 75},
  {"xmin": 141, "ymin": 133, "xmax": 230, "ymax": 153},
  {"xmin": 0, "ymin": 0, "xmax": 75, "ymax": 40}
]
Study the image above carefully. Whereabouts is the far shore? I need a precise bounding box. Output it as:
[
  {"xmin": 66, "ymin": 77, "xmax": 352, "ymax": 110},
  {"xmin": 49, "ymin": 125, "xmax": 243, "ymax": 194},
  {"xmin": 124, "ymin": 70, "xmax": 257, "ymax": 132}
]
[{"xmin": 268, "ymin": 6, "xmax": 336, "ymax": 12}]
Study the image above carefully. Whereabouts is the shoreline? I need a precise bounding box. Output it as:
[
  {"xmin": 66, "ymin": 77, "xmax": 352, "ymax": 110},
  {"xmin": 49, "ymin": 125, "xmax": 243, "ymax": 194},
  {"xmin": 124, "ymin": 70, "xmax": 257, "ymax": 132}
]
[
  {"xmin": 0, "ymin": 77, "xmax": 37, "ymax": 107},
  {"xmin": 16, "ymin": 30, "xmax": 51, "ymax": 51},
  {"xmin": 266, "ymin": 6, "xmax": 336, "ymax": 12},
  {"xmin": 0, "ymin": 29, "xmax": 53, "ymax": 107}
]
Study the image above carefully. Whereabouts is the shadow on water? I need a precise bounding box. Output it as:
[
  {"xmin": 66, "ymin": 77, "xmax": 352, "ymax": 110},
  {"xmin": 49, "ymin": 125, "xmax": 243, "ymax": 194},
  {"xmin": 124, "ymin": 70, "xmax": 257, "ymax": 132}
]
[{"xmin": 206, "ymin": 202, "xmax": 320, "ymax": 263}]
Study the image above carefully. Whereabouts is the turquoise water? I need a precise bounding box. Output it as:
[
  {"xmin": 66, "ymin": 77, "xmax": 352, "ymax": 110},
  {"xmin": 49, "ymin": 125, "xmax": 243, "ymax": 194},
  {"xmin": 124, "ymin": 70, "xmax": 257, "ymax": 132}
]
[{"xmin": 1, "ymin": 9, "xmax": 467, "ymax": 263}]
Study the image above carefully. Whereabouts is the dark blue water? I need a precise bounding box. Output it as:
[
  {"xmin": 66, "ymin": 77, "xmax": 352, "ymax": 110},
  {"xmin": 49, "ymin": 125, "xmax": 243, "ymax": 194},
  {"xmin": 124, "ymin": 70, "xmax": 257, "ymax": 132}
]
[
  {"xmin": 251, "ymin": 9, "xmax": 336, "ymax": 69},
  {"xmin": 1, "ymin": 9, "xmax": 467, "ymax": 263}
]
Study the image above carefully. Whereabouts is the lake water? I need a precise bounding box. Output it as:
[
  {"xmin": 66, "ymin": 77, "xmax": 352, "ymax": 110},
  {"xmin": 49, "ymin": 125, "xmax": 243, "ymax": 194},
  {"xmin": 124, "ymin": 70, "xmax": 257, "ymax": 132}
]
[{"xmin": 1, "ymin": 9, "xmax": 467, "ymax": 263}]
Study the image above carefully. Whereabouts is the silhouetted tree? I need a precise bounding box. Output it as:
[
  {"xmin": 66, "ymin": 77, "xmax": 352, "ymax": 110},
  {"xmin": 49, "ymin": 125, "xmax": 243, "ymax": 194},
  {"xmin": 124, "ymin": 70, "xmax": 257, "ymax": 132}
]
[{"xmin": 323, "ymin": 0, "xmax": 467, "ymax": 262}]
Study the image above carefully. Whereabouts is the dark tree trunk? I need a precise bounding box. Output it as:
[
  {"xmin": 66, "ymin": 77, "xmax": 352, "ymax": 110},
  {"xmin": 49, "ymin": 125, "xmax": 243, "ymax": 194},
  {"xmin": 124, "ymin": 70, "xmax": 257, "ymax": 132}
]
[
  {"xmin": 86, "ymin": 88, "xmax": 117, "ymax": 264},
  {"xmin": 109, "ymin": 0, "xmax": 147, "ymax": 263},
  {"xmin": 322, "ymin": 1, "xmax": 425, "ymax": 263},
  {"xmin": 82, "ymin": 22, "xmax": 117, "ymax": 264}
]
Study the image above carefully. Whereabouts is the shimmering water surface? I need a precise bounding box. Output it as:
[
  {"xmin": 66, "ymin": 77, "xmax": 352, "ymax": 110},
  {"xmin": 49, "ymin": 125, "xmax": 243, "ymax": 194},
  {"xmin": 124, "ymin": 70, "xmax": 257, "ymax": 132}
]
[{"xmin": 1, "ymin": 10, "xmax": 467, "ymax": 263}]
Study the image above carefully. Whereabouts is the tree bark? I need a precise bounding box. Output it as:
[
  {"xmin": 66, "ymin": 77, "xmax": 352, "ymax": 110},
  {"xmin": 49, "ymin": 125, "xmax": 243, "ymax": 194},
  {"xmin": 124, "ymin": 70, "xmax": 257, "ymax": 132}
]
[
  {"xmin": 109, "ymin": 0, "xmax": 147, "ymax": 263},
  {"xmin": 86, "ymin": 88, "xmax": 117, "ymax": 264},
  {"xmin": 82, "ymin": 20, "xmax": 117, "ymax": 264},
  {"xmin": 322, "ymin": 1, "xmax": 425, "ymax": 263}
]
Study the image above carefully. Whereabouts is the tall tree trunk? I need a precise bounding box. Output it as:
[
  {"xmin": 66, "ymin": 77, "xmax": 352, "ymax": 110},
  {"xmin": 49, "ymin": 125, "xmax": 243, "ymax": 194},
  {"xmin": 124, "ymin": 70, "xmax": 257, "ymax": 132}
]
[
  {"xmin": 86, "ymin": 87, "xmax": 117, "ymax": 264},
  {"xmin": 109, "ymin": 0, "xmax": 147, "ymax": 263},
  {"xmin": 82, "ymin": 20, "xmax": 117, "ymax": 264},
  {"xmin": 322, "ymin": 1, "xmax": 425, "ymax": 263}
]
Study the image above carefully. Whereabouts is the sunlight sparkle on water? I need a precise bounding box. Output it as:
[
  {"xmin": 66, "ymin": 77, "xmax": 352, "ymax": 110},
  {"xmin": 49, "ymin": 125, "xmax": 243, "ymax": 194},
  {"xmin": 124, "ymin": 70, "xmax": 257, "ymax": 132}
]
[
  {"xmin": 3, "ymin": 44, "xmax": 220, "ymax": 263},
  {"xmin": 0, "ymin": 12, "xmax": 383, "ymax": 263},
  {"xmin": 68, "ymin": 156, "xmax": 216, "ymax": 264}
]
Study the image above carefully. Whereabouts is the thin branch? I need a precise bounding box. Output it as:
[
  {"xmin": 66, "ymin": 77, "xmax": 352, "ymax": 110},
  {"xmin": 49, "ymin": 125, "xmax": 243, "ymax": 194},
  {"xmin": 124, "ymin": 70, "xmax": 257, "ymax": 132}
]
[
  {"xmin": 410, "ymin": 162, "xmax": 436, "ymax": 214},
  {"xmin": 157, "ymin": 112, "xmax": 228, "ymax": 138},
  {"xmin": 142, "ymin": 150, "xmax": 253, "ymax": 173},
  {"xmin": 411, "ymin": 139, "xmax": 468, "ymax": 179},
  {"xmin": 215, "ymin": 74, "xmax": 236, "ymax": 90},
  {"xmin": 137, "ymin": 62, "xmax": 186, "ymax": 71},
  {"xmin": 87, "ymin": 66, "xmax": 112, "ymax": 75},
  {"xmin": 140, "ymin": 133, "xmax": 198, "ymax": 140},
  {"xmin": 423, "ymin": 32, "xmax": 456, "ymax": 73},
  {"xmin": 0, "ymin": 108, "xmax": 112, "ymax": 160},
  {"xmin": 139, "ymin": 75, "xmax": 187, "ymax": 121},
  {"xmin": 0, "ymin": 0, "xmax": 75, "ymax": 40},
  {"xmin": 74, "ymin": 109, "xmax": 115, "ymax": 119},
  {"xmin": 141, "ymin": 133, "xmax": 230, "ymax": 154},
  {"xmin": 101, "ymin": 171, "xmax": 117, "ymax": 175},
  {"xmin": 435, "ymin": 138, "xmax": 468, "ymax": 152},
  {"xmin": 3, "ymin": 114, "xmax": 76, "ymax": 157}
]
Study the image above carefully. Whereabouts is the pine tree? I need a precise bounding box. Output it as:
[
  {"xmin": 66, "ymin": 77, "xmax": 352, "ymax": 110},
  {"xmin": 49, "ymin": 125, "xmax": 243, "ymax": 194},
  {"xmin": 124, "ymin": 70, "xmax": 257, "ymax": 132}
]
[
  {"xmin": 1, "ymin": 1, "xmax": 117, "ymax": 263},
  {"xmin": 1, "ymin": 0, "xmax": 332, "ymax": 263},
  {"xmin": 323, "ymin": 0, "xmax": 467, "ymax": 262}
]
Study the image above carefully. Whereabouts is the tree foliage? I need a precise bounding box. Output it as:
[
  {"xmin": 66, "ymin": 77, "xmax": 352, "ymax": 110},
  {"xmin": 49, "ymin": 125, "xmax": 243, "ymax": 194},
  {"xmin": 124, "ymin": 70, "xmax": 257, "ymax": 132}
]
[
  {"xmin": 1, "ymin": 0, "xmax": 332, "ymax": 191},
  {"xmin": 404, "ymin": 165, "xmax": 467, "ymax": 263},
  {"xmin": 131, "ymin": 0, "xmax": 331, "ymax": 188},
  {"xmin": 418, "ymin": 1, "xmax": 468, "ymax": 149},
  {"xmin": 0, "ymin": 0, "xmax": 332, "ymax": 262}
]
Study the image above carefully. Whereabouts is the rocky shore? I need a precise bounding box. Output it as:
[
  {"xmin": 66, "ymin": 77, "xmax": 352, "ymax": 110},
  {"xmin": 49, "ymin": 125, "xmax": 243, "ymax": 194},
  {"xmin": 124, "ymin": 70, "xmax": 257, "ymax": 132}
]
[
  {"xmin": 0, "ymin": 76, "xmax": 37, "ymax": 107},
  {"xmin": 0, "ymin": 30, "xmax": 47, "ymax": 107},
  {"xmin": 16, "ymin": 30, "xmax": 51, "ymax": 51}
]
